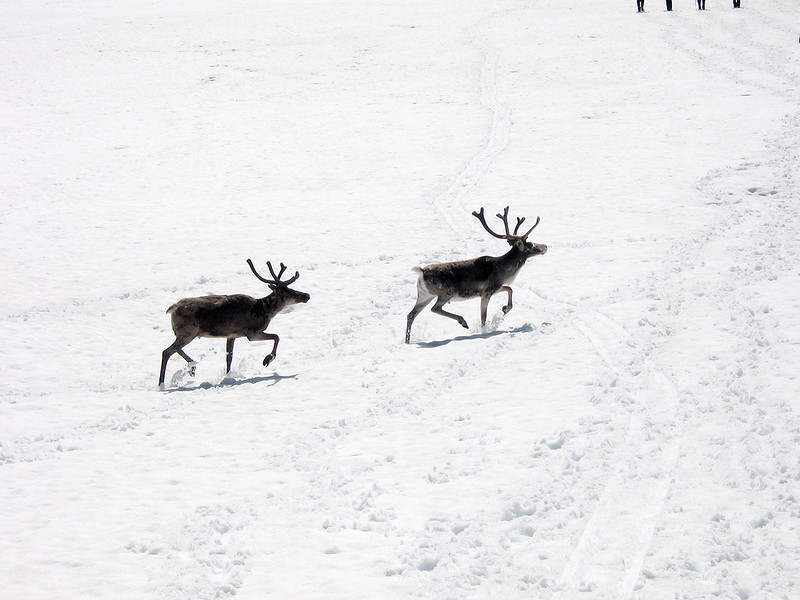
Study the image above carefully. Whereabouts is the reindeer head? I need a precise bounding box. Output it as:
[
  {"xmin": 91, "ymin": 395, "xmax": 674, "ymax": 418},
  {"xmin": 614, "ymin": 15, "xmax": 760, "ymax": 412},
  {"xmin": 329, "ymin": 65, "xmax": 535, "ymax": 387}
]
[
  {"xmin": 247, "ymin": 259, "xmax": 310, "ymax": 306},
  {"xmin": 472, "ymin": 206, "xmax": 548, "ymax": 258}
]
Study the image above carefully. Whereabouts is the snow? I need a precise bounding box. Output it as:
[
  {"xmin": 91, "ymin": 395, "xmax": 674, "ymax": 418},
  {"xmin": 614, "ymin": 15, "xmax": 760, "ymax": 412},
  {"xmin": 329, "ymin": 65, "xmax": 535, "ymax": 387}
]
[{"xmin": 2, "ymin": 0, "xmax": 800, "ymax": 598}]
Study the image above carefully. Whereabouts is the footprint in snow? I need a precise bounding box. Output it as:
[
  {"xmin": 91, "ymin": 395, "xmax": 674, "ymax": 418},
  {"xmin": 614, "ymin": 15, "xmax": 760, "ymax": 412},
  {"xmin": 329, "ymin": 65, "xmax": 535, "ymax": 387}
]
[{"xmin": 747, "ymin": 187, "xmax": 778, "ymax": 196}]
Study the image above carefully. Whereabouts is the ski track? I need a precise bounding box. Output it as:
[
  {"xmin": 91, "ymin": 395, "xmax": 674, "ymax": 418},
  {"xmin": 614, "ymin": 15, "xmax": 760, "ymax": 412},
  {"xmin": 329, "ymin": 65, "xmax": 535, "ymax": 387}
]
[
  {"xmin": 633, "ymin": 106, "xmax": 800, "ymax": 596},
  {"xmin": 520, "ymin": 3, "xmax": 800, "ymax": 596},
  {"xmin": 665, "ymin": 5, "xmax": 800, "ymax": 101},
  {"xmin": 560, "ymin": 310, "xmax": 682, "ymax": 598},
  {"xmin": 429, "ymin": 7, "xmax": 516, "ymax": 251}
]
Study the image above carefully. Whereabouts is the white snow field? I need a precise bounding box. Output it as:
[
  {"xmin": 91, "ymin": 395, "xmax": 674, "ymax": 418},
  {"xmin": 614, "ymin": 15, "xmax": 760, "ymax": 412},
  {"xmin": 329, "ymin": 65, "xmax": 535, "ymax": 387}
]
[{"xmin": 2, "ymin": 0, "xmax": 800, "ymax": 597}]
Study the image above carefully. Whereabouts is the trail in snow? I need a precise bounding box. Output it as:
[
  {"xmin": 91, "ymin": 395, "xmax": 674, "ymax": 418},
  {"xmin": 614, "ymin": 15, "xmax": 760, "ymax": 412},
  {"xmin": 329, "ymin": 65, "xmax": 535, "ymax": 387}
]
[
  {"xmin": 560, "ymin": 312, "xmax": 682, "ymax": 598},
  {"xmin": 561, "ymin": 5, "xmax": 800, "ymax": 597},
  {"xmin": 430, "ymin": 10, "xmax": 514, "ymax": 247},
  {"xmin": 464, "ymin": 2, "xmax": 800, "ymax": 597}
]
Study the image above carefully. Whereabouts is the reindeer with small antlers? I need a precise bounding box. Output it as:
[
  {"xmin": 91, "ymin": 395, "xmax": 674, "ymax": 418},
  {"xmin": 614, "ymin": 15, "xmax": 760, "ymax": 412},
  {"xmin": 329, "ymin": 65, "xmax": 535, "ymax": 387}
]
[
  {"xmin": 158, "ymin": 259, "xmax": 310, "ymax": 387},
  {"xmin": 405, "ymin": 207, "xmax": 547, "ymax": 343}
]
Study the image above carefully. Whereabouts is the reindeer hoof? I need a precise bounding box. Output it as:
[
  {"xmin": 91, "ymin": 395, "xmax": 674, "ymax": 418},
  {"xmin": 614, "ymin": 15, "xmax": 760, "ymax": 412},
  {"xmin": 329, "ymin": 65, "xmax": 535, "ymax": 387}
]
[
  {"xmin": 188, "ymin": 362, "xmax": 197, "ymax": 377},
  {"xmin": 263, "ymin": 354, "xmax": 275, "ymax": 368},
  {"xmin": 458, "ymin": 318, "xmax": 468, "ymax": 329},
  {"xmin": 502, "ymin": 305, "xmax": 512, "ymax": 315}
]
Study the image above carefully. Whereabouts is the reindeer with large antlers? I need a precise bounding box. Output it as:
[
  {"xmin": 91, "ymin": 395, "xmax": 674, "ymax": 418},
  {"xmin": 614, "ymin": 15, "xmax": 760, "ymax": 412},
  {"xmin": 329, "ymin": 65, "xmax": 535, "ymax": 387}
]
[
  {"xmin": 158, "ymin": 259, "xmax": 310, "ymax": 386},
  {"xmin": 405, "ymin": 207, "xmax": 547, "ymax": 343}
]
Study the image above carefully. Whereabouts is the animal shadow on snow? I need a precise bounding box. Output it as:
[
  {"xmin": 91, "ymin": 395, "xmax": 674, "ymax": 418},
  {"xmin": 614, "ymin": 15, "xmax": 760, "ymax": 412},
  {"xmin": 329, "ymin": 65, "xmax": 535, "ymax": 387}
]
[
  {"xmin": 415, "ymin": 323, "xmax": 536, "ymax": 348},
  {"xmin": 162, "ymin": 373, "xmax": 299, "ymax": 393}
]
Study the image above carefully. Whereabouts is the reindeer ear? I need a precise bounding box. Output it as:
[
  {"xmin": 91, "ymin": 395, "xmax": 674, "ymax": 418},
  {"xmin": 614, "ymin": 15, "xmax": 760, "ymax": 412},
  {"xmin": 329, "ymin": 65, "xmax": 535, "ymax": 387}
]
[{"xmin": 269, "ymin": 283, "xmax": 277, "ymax": 291}]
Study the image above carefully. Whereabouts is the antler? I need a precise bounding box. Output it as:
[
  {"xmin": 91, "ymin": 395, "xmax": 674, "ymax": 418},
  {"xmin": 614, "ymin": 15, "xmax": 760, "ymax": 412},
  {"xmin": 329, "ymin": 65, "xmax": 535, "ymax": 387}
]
[
  {"xmin": 472, "ymin": 207, "xmax": 540, "ymax": 241},
  {"xmin": 267, "ymin": 261, "xmax": 300, "ymax": 285},
  {"xmin": 472, "ymin": 207, "xmax": 509, "ymax": 239},
  {"xmin": 246, "ymin": 259, "xmax": 300, "ymax": 286},
  {"xmin": 517, "ymin": 215, "xmax": 540, "ymax": 239}
]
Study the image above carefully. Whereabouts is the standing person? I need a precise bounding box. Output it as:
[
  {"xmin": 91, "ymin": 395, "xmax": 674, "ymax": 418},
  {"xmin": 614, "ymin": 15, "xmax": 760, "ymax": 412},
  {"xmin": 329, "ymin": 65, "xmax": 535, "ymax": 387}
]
[
  {"xmin": 666, "ymin": 0, "xmax": 673, "ymax": 10},
  {"xmin": 697, "ymin": 0, "xmax": 705, "ymax": 9},
  {"xmin": 637, "ymin": 0, "xmax": 645, "ymax": 12},
  {"xmin": 733, "ymin": 0, "xmax": 741, "ymax": 7}
]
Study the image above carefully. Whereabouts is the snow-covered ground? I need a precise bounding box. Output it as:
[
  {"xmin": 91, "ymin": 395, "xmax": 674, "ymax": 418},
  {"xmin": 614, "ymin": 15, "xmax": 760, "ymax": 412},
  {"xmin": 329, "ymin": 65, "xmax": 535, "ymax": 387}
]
[{"xmin": 2, "ymin": 0, "xmax": 800, "ymax": 597}]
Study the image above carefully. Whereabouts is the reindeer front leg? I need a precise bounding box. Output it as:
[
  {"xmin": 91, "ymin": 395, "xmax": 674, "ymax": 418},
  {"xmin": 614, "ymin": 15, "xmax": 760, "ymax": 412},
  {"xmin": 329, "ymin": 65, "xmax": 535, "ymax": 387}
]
[
  {"xmin": 480, "ymin": 287, "xmax": 513, "ymax": 327},
  {"xmin": 480, "ymin": 294, "xmax": 490, "ymax": 327},
  {"xmin": 226, "ymin": 338, "xmax": 235, "ymax": 373},
  {"xmin": 500, "ymin": 285, "xmax": 513, "ymax": 314},
  {"xmin": 247, "ymin": 331, "xmax": 280, "ymax": 367}
]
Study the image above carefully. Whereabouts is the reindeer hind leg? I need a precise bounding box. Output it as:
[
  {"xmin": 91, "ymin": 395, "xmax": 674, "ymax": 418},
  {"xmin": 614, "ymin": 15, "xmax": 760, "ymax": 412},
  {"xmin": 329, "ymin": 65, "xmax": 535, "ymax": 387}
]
[
  {"xmin": 177, "ymin": 349, "xmax": 197, "ymax": 377},
  {"xmin": 159, "ymin": 337, "xmax": 196, "ymax": 386},
  {"xmin": 159, "ymin": 348, "xmax": 173, "ymax": 386},
  {"xmin": 406, "ymin": 295, "xmax": 434, "ymax": 344},
  {"xmin": 177, "ymin": 349, "xmax": 195, "ymax": 363},
  {"xmin": 431, "ymin": 297, "xmax": 468, "ymax": 330}
]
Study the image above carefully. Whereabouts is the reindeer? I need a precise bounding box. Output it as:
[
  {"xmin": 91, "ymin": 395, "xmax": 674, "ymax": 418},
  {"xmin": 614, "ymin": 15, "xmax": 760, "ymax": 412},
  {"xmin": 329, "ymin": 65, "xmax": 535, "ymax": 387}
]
[
  {"xmin": 158, "ymin": 259, "xmax": 310, "ymax": 386},
  {"xmin": 405, "ymin": 207, "xmax": 547, "ymax": 343}
]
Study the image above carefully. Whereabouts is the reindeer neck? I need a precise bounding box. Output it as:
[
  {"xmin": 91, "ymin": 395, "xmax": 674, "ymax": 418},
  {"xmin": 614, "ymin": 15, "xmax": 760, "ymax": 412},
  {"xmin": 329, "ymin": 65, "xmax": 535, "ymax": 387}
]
[
  {"xmin": 498, "ymin": 244, "xmax": 528, "ymax": 270},
  {"xmin": 259, "ymin": 291, "xmax": 285, "ymax": 315}
]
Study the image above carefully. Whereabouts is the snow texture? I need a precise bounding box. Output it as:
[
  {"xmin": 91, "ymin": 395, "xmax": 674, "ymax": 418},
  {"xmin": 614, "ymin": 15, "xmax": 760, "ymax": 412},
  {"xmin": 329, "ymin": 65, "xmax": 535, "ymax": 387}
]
[{"xmin": 2, "ymin": 0, "xmax": 800, "ymax": 598}]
